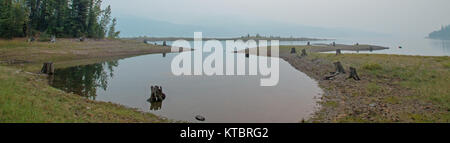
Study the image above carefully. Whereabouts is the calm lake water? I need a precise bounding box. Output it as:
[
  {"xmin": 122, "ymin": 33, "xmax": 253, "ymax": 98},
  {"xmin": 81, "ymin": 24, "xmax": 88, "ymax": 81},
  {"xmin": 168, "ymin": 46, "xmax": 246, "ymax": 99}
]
[
  {"xmin": 51, "ymin": 52, "xmax": 323, "ymax": 123},
  {"xmin": 151, "ymin": 36, "xmax": 450, "ymax": 56}
]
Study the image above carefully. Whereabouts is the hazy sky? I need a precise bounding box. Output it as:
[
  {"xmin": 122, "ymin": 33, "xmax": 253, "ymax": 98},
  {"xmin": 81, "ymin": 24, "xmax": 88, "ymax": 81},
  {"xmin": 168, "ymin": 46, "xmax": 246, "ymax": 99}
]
[{"xmin": 103, "ymin": 0, "xmax": 450, "ymax": 37}]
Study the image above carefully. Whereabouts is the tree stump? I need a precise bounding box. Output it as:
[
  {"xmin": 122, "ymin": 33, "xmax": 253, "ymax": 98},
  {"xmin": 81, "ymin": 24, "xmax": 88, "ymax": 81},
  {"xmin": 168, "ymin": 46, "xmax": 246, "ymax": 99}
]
[
  {"xmin": 163, "ymin": 41, "xmax": 167, "ymax": 46},
  {"xmin": 324, "ymin": 61, "xmax": 346, "ymax": 80},
  {"xmin": 291, "ymin": 48, "xmax": 296, "ymax": 54},
  {"xmin": 348, "ymin": 67, "xmax": 361, "ymax": 81},
  {"xmin": 301, "ymin": 49, "xmax": 308, "ymax": 57},
  {"xmin": 80, "ymin": 37, "xmax": 86, "ymax": 42},
  {"xmin": 29, "ymin": 37, "xmax": 35, "ymax": 43},
  {"xmin": 334, "ymin": 61, "xmax": 346, "ymax": 74},
  {"xmin": 369, "ymin": 46, "xmax": 373, "ymax": 52},
  {"xmin": 50, "ymin": 36, "xmax": 56, "ymax": 43},
  {"xmin": 162, "ymin": 53, "xmax": 166, "ymax": 57},
  {"xmin": 148, "ymin": 86, "xmax": 166, "ymax": 102},
  {"xmin": 336, "ymin": 49, "xmax": 342, "ymax": 55},
  {"xmin": 307, "ymin": 41, "xmax": 311, "ymax": 46},
  {"xmin": 41, "ymin": 62, "xmax": 55, "ymax": 75},
  {"xmin": 332, "ymin": 42, "xmax": 336, "ymax": 47}
]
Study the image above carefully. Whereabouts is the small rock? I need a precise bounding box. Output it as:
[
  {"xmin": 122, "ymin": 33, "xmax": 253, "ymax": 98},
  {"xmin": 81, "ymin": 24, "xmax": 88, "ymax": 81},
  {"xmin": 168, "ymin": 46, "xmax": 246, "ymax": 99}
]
[
  {"xmin": 86, "ymin": 107, "xmax": 91, "ymax": 110},
  {"xmin": 369, "ymin": 103, "xmax": 376, "ymax": 107},
  {"xmin": 195, "ymin": 115, "xmax": 206, "ymax": 122}
]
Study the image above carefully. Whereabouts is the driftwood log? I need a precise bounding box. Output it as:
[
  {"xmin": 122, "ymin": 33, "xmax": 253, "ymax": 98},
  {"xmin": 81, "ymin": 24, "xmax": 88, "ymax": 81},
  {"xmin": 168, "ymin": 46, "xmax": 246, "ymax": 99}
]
[
  {"xmin": 41, "ymin": 62, "xmax": 54, "ymax": 75},
  {"xmin": 148, "ymin": 86, "xmax": 166, "ymax": 102},
  {"xmin": 301, "ymin": 49, "xmax": 308, "ymax": 57},
  {"xmin": 324, "ymin": 61, "xmax": 346, "ymax": 80},
  {"xmin": 291, "ymin": 48, "xmax": 296, "ymax": 54},
  {"xmin": 336, "ymin": 49, "xmax": 342, "ymax": 55},
  {"xmin": 348, "ymin": 67, "xmax": 361, "ymax": 81}
]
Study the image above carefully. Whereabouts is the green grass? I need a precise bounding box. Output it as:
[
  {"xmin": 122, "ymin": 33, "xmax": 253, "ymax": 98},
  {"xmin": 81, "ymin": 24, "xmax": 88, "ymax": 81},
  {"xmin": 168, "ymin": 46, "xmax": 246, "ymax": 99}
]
[
  {"xmin": 0, "ymin": 66, "xmax": 169, "ymax": 123},
  {"xmin": 0, "ymin": 39, "xmax": 175, "ymax": 123},
  {"xmin": 308, "ymin": 53, "xmax": 450, "ymax": 122}
]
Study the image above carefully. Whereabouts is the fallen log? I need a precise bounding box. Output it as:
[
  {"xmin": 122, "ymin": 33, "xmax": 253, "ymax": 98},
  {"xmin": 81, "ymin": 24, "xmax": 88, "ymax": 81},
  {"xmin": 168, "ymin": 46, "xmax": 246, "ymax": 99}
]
[{"xmin": 348, "ymin": 67, "xmax": 361, "ymax": 81}]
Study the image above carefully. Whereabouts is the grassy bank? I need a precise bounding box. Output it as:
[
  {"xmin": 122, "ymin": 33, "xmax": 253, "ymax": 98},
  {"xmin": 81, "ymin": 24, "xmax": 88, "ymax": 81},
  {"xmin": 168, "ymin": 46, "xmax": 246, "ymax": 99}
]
[
  {"xmin": 0, "ymin": 38, "xmax": 172, "ymax": 72},
  {"xmin": 0, "ymin": 66, "xmax": 169, "ymax": 123},
  {"xmin": 280, "ymin": 46, "xmax": 449, "ymax": 122},
  {"xmin": 0, "ymin": 39, "xmax": 172, "ymax": 123}
]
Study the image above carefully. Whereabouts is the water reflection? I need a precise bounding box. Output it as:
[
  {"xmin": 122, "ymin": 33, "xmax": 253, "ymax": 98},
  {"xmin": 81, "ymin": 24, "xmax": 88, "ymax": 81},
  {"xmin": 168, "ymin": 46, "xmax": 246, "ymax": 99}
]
[{"xmin": 51, "ymin": 61, "xmax": 119, "ymax": 100}]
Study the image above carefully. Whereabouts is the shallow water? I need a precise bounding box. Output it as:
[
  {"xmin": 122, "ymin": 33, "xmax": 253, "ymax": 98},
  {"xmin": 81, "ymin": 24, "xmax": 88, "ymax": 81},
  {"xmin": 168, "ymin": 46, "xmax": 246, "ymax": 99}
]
[
  {"xmin": 51, "ymin": 52, "xmax": 323, "ymax": 123},
  {"xmin": 151, "ymin": 37, "xmax": 450, "ymax": 56}
]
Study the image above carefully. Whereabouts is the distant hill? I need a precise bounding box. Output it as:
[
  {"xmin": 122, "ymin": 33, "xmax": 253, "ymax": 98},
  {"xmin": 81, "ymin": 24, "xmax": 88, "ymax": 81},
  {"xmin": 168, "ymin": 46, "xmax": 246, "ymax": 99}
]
[
  {"xmin": 115, "ymin": 15, "xmax": 387, "ymax": 38},
  {"xmin": 429, "ymin": 25, "xmax": 450, "ymax": 40}
]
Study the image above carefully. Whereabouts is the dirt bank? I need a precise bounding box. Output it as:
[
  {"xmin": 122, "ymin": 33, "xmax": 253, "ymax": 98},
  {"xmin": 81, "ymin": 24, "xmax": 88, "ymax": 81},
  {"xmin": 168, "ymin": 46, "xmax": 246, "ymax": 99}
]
[{"xmin": 280, "ymin": 48, "xmax": 449, "ymax": 122}]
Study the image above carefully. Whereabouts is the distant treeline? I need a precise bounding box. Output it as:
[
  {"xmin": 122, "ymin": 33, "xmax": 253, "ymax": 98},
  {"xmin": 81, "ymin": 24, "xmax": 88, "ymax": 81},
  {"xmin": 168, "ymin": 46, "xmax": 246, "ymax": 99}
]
[
  {"xmin": 429, "ymin": 25, "xmax": 450, "ymax": 40},
  {"xmin": 0, "ymin": 0, "xmax": 119, "ymax": 39}
]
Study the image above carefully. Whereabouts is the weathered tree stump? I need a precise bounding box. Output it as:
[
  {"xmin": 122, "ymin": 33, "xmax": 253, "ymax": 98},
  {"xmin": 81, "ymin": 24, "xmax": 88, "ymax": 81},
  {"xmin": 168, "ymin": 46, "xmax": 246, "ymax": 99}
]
[
  {"xmin": 301, "ymin": 49, "xmax": 308, "ymax": 57},
  {"xmin": 148, "ymin": 86, "xmax": 166, "ymax": 102},
  {"xmin": 334, "ymin": 61, "xmax": 346, "ymax": 74},
  {"xmin": 41, "ymin": 62, "xmax": 55, "ymax": 75},
  {"xmin": 143, "ymin": 39, "xmax": 148, "ymax": 44},
  {"xmin": 150, "ymin": 101, "xmax": 163, "ymax": 111},
  {"xmin": 50, "ymin": 36, "xmax": 56, "ymax": 43},
  {"xmin": 324, "ymin": 61, "xmax": 346, "ymax": 80},
  {"xmin": 369, "ymin": 46, "xmax": 373, "ymax": 52},
  {"xmin": 291, "ymin": 48, "xmax": 296, "ymax": 54},
  {"xmin": 348, "ymin": 67, "xmax": 361, "ymax": 81},
  {"xmin": 163, "ymin": 41, "xmax": 167, "ymax": 46},
  {"xmin": 79, "ymin": 37, "xmax": 85, "ymax": 42},
  {"xmin": 307, "ymin": 41, "xmax": 311, "ymax": 46},
  {"xmin": 332, "ymin": 42, "xmax": 336, "ymax": 47},
  {"xmin": 336, "ymin": 49, "xmax": 342, "ymax": 55}
]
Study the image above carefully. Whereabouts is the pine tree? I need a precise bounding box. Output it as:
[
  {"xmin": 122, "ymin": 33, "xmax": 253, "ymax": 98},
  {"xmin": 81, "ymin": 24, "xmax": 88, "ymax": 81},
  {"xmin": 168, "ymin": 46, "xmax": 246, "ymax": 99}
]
[
  {"xmin": 98, "ymin": 5, "xmax": 111, "ymax": 38},
  {"xmin": 107, "ymin": 18, "xmax": 119, "ymax": 39},
  {"xmin": 1, "ymin": 0, "xmax": 116, "ymax": 39}
]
